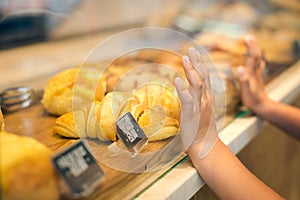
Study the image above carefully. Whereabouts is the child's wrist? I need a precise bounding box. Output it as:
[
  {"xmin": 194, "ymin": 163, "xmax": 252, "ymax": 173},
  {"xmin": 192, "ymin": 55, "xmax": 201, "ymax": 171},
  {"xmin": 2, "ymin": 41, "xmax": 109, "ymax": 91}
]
[
  {"xmin": 253, "ymin": 98, "xmax": 274, "ymax": 118},
  {"xmin": 186, "ymin": 142, "xmax": 203, "ymax": 158}
]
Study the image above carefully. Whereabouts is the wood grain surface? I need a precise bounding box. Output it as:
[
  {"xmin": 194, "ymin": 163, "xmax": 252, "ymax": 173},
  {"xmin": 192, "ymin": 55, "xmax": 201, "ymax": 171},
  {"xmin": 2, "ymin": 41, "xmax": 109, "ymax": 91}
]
[{"xmin": 3, "ymin": 103, "xmax": 186, "ymax": 200}]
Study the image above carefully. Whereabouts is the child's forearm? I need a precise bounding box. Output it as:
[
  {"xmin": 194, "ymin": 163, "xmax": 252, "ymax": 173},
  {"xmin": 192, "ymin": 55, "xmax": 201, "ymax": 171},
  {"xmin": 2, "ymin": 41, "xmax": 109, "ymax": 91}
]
[
  {"xmin": 256, "ymin": 100, "xmax": 300, "ymax": 140},
  {"xmin": 188, "ymin": 139, "xmax": 283, "ymax": 200}
]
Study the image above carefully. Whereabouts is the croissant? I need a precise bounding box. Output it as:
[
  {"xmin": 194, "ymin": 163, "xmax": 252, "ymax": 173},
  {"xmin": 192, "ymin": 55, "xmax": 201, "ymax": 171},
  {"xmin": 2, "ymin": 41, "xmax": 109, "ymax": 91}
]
[
  {"xmin": 119, "ymin": 83, "xmax": 180, "ymax": 141},
  {"xmin": 42, "ymin": 67, "xmax": 106, "ymax": 116},
  {"xmin": 0, "ymin": 131, "xmax": 59, "ymax": 200},
  {"xmin": 54, "ymin": 92, "xmax": 128, "ymax": 142},
  {"xmin": 54, "ymin": 83, "xmax": 180, "ymax": 142}
]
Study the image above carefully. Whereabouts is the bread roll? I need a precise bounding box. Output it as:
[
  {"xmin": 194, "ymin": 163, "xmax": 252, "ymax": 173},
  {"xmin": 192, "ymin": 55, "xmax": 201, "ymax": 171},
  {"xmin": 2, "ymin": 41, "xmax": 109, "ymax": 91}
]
[
  {"xmin": 195, "ymin": 31, "xmax": 247, "ymax": 58},
  {"xmin": 42, "ymin": 67, "xmax": 106, "ymax": 116},
  {"xmin": 0, "ymin": 132, "xmax": 59, "ymax": 200}
]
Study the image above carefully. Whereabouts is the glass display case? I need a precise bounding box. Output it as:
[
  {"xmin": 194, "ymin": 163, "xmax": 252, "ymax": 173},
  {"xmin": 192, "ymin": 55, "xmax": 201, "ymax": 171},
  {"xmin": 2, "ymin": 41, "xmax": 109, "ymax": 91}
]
[{"xmin": 1, "ymin": 0, "xmax": 299, "ymax": 199}]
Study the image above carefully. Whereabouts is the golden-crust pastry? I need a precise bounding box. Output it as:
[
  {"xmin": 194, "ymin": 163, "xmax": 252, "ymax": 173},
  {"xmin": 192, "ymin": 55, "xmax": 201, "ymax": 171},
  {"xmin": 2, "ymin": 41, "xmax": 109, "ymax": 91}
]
[
  {"xmin": 121, "ymin": 83, "xmax": 180, "ymax": 141},
  {"xmin": 195, "ymin": 32, "xmax": 247, "ymax": 58},
  {"xmin": 54, "ymin": 83, "xmax": 180, "ymax": 142},
  {"xmin": 42, "ymin": 67, "xmax": 106, "ymax": 116},
  {"xmin": 269, "ymin": 0, "xmax": 300, "ymax": 13},
  {"xmin": 194, "ymin": 32, "xmax": 248, "ymax": 79},
  {"xmin": 0, "ymin": 108, "xmax": 4, "ymax": 131},
  {"xmin": 209, "ymin": 51, "xmax": 246, "ymax": 69},
  {"xmin": 96, "ymin": 92, "xmax": 128, "ymax": 141},
  {"xmin": 54, "ymin": 110, "xmax": 86, "ymax": 138},
  {"xmin": 101, "ymin": 65, "xmax": 132, "ymax": 92},
  {"xmin": 193, "ymin": 31, "xmax": 248, "ymax": 119},
  {"xmin": 55, "ymin": 92, "xmax": 128, "ymax": 142},
  {"xmin": 0, "ymin": 131, "xmax": 59, "ymax": 200},
  {"xmin": 248, "ymin": 28, "xmax": 299, "ymax": 64},
  {"xmin": 101, "ymin": 54, "xmax": 185, "ymax": 99}
]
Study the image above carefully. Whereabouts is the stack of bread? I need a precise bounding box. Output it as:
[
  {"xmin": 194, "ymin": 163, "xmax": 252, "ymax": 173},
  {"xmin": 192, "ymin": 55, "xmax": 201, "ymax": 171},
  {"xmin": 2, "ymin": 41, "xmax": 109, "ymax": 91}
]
[
  {"xmin": 40, "ymin": 50, "xmax": 183, "ymax": 142},
  {"xmin": 194, "ymin": 32, "xmax": 244, "ymax": 116},
  {"xmin": 53, "ymin": 82, "xmax": 180, "ymax": 142},
  {"xmin": 41, "ymin": 43, "xmax": 240, "ymax": 142}
]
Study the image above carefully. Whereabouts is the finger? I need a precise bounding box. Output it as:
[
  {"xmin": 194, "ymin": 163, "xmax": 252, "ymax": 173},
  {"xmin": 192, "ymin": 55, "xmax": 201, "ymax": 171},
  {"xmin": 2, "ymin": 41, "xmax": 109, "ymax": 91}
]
[
  {"xmin": 237, "ymin": 66, "xmax": 252, "ymax": 98},
  {"xmin": 175, "ymin": 77, "xmax": 195, "ymax": 118},
  {"xmin": 188, "ymin": 47, "xmax": 212, "ymax": 92},
  {"xmin": 188, "ymin": 47, "xmax": 205, "ymax": 79},
  {"xmin": 244, "ymin": 35, "xmax": 262, "ymax": 74},
  {"xmin": 175, "ymin": 77, "xmax": 200, "ymax": 151},
  {"xmin": 259, "ymin": 53, "xmax": 266, "ymax": 72},
  {"xmin": 258, "ymin": 53, "xmax": 266, "ymax": 76},
  {"xmin": 244, "ymin": 36, "xmax": 265, "ymax": 89},
  {"xmin": 182, "ymin": 55, "xmax": 202, "ymax": 100}
]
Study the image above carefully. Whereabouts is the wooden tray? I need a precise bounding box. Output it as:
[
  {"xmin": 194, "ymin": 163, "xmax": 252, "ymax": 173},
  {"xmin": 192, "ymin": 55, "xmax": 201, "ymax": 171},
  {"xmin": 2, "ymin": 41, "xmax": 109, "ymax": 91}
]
[{"xmin": 4, "ymin": 104, "xmax": 185, "ymax": 200}]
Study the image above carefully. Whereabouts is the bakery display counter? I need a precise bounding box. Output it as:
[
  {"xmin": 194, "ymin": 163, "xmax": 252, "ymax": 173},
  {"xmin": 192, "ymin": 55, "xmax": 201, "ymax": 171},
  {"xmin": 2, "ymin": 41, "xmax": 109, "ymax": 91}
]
[
  {"xmin": 1, "ymin": 1, "xmax": 299, "ymax": 199},
  {"xmin": 1, "ymin": 29, "xmax": 299, "ymax": 199},
  {"xmin": 1, "ymin": 31, "xmax": 183, "ymax": 200}
]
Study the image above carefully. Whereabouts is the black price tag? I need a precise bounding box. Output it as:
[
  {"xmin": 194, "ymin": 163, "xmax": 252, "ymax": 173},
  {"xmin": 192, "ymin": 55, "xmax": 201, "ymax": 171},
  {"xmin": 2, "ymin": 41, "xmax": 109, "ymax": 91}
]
[
  {"xmin": 116, "ymin": 112, "xmax": 148, "ymax": 156},
  {"xmin": 52, "ymin": 140, "xmax": 105, "ymax": 198}
]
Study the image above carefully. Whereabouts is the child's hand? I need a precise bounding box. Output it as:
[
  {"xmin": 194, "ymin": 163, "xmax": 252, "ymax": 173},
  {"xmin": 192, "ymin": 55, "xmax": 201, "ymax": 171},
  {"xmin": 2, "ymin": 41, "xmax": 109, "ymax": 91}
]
[
  {"xmin": 175, "ymin": 47, "xmax": 218, "ymax": 158},
  {"xmin": 237, "ymin": 35, "xmax": 269, "ymax": 114}
]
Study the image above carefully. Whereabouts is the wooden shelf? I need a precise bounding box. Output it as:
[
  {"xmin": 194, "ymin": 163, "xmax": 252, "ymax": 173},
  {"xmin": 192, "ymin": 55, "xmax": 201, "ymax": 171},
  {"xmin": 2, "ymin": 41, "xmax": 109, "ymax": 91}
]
[{"xmin": 136, "ymin": 60, "xmax": 300, "ymax": 200}]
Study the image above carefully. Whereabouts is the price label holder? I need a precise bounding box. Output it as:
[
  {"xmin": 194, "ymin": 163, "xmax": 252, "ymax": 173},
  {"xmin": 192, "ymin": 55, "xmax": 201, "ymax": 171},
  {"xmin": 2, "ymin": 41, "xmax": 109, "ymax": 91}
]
[
  {"xmin": 52, "ymin": 140, "xmax": 105, "ymax": 198},
  {"xmin": 116, "ymin": 112, "xmax": 148, "ymax": 157}
]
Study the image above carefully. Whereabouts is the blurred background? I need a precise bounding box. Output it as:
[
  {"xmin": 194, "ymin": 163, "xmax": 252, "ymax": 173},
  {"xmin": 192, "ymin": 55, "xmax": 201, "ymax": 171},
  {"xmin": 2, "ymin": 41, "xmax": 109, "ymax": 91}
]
[{"xmin": 0, "ymin": 0, "xmax": 185, "ymax": 49}]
